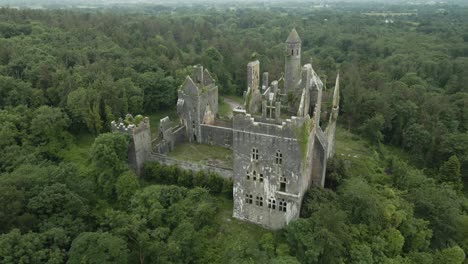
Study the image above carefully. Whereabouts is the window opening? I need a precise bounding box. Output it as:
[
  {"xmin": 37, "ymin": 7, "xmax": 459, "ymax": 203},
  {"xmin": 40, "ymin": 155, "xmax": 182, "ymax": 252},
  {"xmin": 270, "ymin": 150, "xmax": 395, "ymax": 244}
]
[
  {"xmin": 275, "ymin": 150, "xmax": 283, "ymax": 165},
  {"xmin": 252, "ymin": 148, "xmax": 259, "ymax": 160},
  {"xmin": 279, "ymin": 177, "xmax": 287, "ymax": 192},
  {"xmin": 279, "ymin": 199, "xmax": 287, "ymax": 212},
  {"xmin": 256, "ymin": 196, "xmax": 263, "ymax": 207}
]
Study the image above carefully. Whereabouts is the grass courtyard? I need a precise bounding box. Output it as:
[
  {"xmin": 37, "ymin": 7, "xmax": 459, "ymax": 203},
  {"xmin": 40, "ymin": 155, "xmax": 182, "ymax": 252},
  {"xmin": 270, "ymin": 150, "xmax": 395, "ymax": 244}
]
[{"xmin": 168, "ymin": 142, "xmax": 233, "ymax": 169}]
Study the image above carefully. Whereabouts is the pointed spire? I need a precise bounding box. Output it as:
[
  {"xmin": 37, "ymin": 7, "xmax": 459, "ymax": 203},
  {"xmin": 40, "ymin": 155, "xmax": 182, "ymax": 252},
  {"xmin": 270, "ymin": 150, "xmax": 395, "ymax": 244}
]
[{"xmin": 286, "ymin": 28, "xmax": 301, "ymax": 43}]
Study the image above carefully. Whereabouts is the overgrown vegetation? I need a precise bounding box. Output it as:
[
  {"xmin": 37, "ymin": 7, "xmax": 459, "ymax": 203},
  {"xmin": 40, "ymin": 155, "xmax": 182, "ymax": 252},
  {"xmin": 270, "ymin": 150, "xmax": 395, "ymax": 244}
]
[{"xmin": 0, "ymin": 3, "xmax": 467, "ymax": 264}]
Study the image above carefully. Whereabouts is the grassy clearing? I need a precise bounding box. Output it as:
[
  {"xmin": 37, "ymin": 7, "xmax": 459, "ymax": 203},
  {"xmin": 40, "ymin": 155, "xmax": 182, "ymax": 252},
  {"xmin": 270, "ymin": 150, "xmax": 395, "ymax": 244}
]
[
  {"xmin": 168, "ymin": 143, "xmax": 233, "ymax": 169},
  {"xmin": 362, "ymin": 12, "xmax": 417, "ymax": 16},
  {"xmin": 169, "ymin": 143, "xmax": 232, "ymax": 168},
  {"xmin": 59, "ymin": 133, "xmax": 95, "ymax": 174}
]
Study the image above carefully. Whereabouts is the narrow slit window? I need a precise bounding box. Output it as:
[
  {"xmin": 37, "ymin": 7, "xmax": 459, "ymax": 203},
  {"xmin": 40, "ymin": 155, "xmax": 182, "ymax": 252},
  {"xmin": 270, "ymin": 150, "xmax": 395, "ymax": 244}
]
[
  {"xmin": 246, "ymin": 171, "xmax": 250, "ymax": 180},
  {"xmin": 259, "ymin": 174, "xmax": 264, "ymax": 183},
  {"xmin": 253, "ymin": 171, "xmax": 257, "ymax": 181}
]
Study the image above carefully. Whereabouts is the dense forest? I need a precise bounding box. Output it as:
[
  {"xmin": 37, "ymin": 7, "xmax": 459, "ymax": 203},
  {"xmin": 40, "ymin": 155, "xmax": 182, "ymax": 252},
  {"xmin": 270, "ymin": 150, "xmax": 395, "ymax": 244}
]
[{"xmin": 0, "ymin": 3, "xmax": 467, "ymax": 264}]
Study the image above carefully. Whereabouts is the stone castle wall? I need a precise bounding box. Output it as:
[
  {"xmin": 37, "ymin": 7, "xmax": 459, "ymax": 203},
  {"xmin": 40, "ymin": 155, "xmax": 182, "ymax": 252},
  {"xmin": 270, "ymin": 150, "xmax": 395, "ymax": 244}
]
[
  {"xmin": 200, "ymin": 124, "xmax": 233, "ymax": 148},
  {"xmin": 111, "ymin": 118, "xmax": 152, "ymax": 176},
  {"xmin": 149, "ymin": 153, "xmax": 233, "ymax": 179}
]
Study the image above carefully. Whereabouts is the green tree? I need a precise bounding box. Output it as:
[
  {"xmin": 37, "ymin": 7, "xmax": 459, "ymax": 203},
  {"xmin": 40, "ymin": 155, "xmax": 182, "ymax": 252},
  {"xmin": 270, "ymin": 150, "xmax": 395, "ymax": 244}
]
[
  {"xmin": 115, "ymin": 171, "xmax": 140, "ymax": 208},
  {"xmin": 439, "ymin": 155, "xmax": 462, "ymax": 190},
  {"xmin": 30, "ymin": 106, "xmax": 71, "ymax": 157},
  {"xmin": 68, "ymin": 232, "xmax": 128, "ymax": 264},
  {"xmin": 90, "ymin": 133, "xmax": 129, "ymax": 197},
  {"xmin": 359, "ymin": 114, "xmax": 385, "ymax": 144}
]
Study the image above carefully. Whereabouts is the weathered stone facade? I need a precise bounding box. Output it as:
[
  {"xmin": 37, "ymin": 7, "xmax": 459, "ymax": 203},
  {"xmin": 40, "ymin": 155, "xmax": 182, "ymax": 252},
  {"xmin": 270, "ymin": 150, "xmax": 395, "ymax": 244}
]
[
  {"xmin": 111, "ymin": 115, "xmax": 152, "ymax": 176},
  {"xmin": 113, "ymin": 29, "xmax": 340, "ymax": 230}
]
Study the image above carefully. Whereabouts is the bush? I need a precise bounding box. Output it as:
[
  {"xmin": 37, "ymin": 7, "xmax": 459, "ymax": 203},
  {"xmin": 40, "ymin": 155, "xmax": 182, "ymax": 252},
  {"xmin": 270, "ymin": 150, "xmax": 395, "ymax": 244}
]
[{"xmin": 143, "ymin": 161, "xmax": 231, "ymax": 196}]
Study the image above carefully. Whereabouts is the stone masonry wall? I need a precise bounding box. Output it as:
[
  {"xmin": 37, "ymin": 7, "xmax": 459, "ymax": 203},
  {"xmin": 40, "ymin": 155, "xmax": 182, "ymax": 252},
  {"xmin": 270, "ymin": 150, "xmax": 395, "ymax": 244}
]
[
  {"xmin": 200, "ymin": 124, "xmax": 233, "ymax": 148},
  {"xmin": 231, "ymin": 117, "xmax": 303, "ymax": 230},
  {"xmin": 149, "ymin": 154, "xmax": 233, "ymax": 179}
]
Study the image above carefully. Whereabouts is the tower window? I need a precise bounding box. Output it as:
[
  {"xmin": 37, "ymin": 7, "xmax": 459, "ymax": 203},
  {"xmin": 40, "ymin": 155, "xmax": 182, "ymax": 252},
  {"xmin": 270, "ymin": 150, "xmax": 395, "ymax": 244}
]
[
  {"xmin": 268, "ymin": 198, "xmax": 276, "ymax": 209},
  {"xmin": 252, "ymin": 171, "xmax": 257, "ymax": 181},
  {"xmin": 279, "ymin": 199, "xmax": 287, "ymax": 212},
  {"xmin": 192, "ymin": 121, "xmax": 196, "ymax": 129},
  {"xmin": 246, "ymin": 171, "xmax": 250, "ymax": 180},
  {"xmin": 245, "ymin": 194, "xmax": 253, "ymax": 204},
  {"xmin": 259, "ymin": 174, "xmax": 264, "ymax": 183},
  {"xmin": 279, "ymin": 177, "xmax": 287, "ymax": 192},
  {"xmin": 291, "ymin": 49, "xmax": 294, "ymax": 56},
  {"xmin": 256, "ymin": 196, "xmax": 263, "ymax": 207},
  {"xmin": 275, "ymin": 151, "xmax": 283, "ymax": 165},
  {"xmin": 252, "ymin": 148, "xmax": 259, "ymax": 160}
]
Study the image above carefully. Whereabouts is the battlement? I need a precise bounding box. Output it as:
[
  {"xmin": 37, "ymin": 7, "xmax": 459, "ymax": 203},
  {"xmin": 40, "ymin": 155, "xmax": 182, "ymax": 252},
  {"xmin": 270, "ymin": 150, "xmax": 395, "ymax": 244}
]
[
  {"xmin": 233, "ymin": 110, "xmax": 306, "ymax": 139},
  {"xmin": 111, "ymin": 114, "xmax": 150, "ymax": 137}
]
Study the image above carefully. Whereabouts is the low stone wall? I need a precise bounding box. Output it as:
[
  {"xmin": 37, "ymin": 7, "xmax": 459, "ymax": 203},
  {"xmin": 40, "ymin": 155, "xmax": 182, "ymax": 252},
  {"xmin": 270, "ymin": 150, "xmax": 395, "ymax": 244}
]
[
  {"xmin": 149, "ymin": 153, "xmax": 233, "ymax": 179},
  {"xmin": 200, "ymin": 124, "xmax": 233, "ymax": 148}
]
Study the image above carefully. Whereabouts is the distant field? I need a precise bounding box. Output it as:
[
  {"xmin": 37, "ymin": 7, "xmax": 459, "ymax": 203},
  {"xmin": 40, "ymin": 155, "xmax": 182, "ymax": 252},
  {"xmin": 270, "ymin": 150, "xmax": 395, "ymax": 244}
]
[{"xmin": 363, "ymin": 12, "xmax": 417, "ymax": 16}]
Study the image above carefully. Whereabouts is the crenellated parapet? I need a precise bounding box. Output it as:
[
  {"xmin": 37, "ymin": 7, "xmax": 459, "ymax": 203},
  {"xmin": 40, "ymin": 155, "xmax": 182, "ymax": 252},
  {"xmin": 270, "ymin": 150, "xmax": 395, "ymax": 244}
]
[
  {"xmin": 233, "ymin": 108, "xmax": 308, "ymax": 140},
  {"xmin": 111, "ymin": 114, "xmax": 151, "ymax": 137}
]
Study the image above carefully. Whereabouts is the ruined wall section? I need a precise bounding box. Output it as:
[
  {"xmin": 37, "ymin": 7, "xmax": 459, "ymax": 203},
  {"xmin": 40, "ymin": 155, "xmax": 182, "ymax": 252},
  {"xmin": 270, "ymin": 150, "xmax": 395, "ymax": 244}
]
[
  {"xmin": 312, "ymin": 126, "xmax": 328, "ymax": 187},
  {"xmin": 198, "ymin": 85, "xmax": 218, "ymax": 125},
  {"xmin": 153, "ymin": 117, "xmax": 186, "ymax": 155},
  {"xmin": 245, "ymin": 60, "xmax": 262, "ymax": 114},
  {"xmin": 200, "ymin": 124, "xmax": 233, "ymax": 148},
  {"xmin": 177, "ymin": 67, "xmax": 218, "ymax": 144},
  {"xmin": 325, "ymin": 74, "xmax": 340, "ymax": 159},
  {"xmin": 111, "ymin": 117, "xmax": 151, "ymax": 176},
  {"xmin": 177, "ymin": 77, "xmax": 201, "ymax": 143}
]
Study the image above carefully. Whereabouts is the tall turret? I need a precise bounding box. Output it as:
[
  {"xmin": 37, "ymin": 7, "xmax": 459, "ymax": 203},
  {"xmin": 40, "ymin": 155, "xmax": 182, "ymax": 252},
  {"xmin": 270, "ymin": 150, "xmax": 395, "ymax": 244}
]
[{"xmin": 284, "ymin": 28, "xmax": 302, "ymax": 92}]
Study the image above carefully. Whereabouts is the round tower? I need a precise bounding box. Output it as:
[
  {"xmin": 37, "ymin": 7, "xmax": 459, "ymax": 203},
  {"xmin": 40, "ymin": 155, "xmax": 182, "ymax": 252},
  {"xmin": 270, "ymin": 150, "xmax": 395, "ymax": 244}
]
[{"xmin": 284, "ymin": 28, "xmax": 302, "ymax": 92}]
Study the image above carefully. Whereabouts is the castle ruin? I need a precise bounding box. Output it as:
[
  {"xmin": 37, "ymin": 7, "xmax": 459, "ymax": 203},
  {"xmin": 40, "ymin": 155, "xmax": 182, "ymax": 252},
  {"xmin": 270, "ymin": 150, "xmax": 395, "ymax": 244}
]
[{"xmin": 112, "ymin": 29, "xmax": 340, "ymax": 230}]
